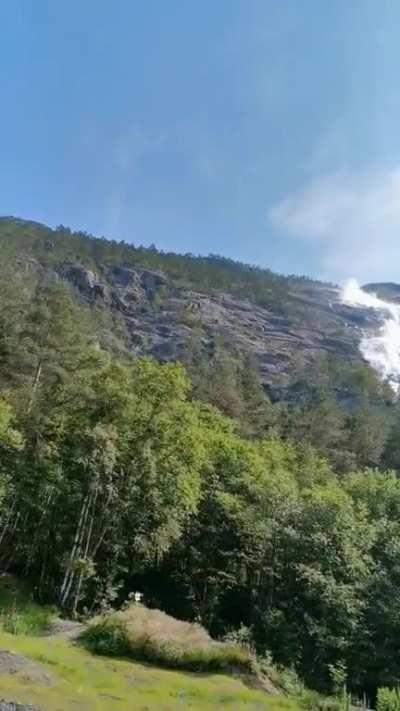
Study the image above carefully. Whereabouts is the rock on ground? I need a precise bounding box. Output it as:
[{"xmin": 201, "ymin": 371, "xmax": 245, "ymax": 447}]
[
  {"xmin": 0, "ymin": 650, "xmax": 56, "ymax": 686},
  {"xmin": 0, "ymin": 702, "xmax": 41, "ymax": 710}
]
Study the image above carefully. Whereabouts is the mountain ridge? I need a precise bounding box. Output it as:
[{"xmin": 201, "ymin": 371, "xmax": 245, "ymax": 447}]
[{"xmin": 0, "ymin": 215, "xmax": 389, "ymax": 394}]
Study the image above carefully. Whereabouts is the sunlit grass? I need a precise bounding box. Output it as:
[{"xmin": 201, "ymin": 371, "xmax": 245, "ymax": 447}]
[
  {"xmin": 0, "ymin": 577, "xmax": 300, "ymax": 709},
  {"xmin": 0, "ymin": 629, "xmax": 300, "ymax": 710}
]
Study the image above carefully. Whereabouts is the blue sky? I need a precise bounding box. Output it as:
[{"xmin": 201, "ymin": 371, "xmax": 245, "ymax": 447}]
[{"xmin": 1, "ymin": 1, "xmax": 400, "ymax": 282}]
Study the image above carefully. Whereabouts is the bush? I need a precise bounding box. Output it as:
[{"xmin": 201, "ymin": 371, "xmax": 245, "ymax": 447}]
[
  {"xmin": 0, "ymin": 605, "xmax": 55, "ymax": 636},
  {"xmin": 298, "ymin": 689, "xmax": 343, "ymax": 711},
  {"xmin": 377, "ymin": 688, "xmax": 400, "ymax": 711},
  {"xmin": 223, "ymin": 624, "xmax": 255, "ymax": 653},
  {"xmin": 81, "ymin": 604, "xmax": 254, "ymax": 674},
  {"xmin": 0, "ymin": 574, "xmax": 56, "ymax": 636},
  {"xmin": 266, "ymin": 663, "xmax": 304, "ymax": 697}
]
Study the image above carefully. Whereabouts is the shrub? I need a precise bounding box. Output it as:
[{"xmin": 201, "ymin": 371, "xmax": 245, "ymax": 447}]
[
  {"xmin": 0, "ymin": 574, "xmax": 56, "ymax": 635},
  {"xmin": 81, "ymin": 604, "xmax": 254, "ymax": 674},
  {"xmin": 266, "ymin": 663, "xmax": 304, "ymax": 697},
  {"xmin": 298, "ymin": 689, "xmax": 343, "ymax": 711},
  {"xmin": 377, "ymin": 688, "xmax": 400, "ymax": 711},
  {"xmin": 0, "ymin": 605, "xmax": 55, "ymax": 636},
  {"xmin": 223, "ymin": 624, "xmax": 255, "ymax": 653}
]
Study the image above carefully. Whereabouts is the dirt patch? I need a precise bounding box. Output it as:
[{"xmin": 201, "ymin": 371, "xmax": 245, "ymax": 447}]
[
  {"xmin": 47, "ymin": 618, "xmax": 86, "ymax": 639},
  {"xmin": 0, "ymin": 650, "xmax": 56, "ymax": 686},
  {"xmin": 239, "ymin": 671, "xmax": 280, "ymax": 696}
]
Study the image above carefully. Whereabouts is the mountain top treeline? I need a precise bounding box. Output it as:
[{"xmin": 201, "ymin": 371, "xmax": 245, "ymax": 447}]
[{"xmin": 0, "ymin": 215, "xmax": 330, "ymax": 316}]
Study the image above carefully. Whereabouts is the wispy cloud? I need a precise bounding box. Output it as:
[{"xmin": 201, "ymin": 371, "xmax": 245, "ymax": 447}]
[
  {"xmin": 114, "ymin": 127, "xmax": 166, "ymax": 173},
  {"xmin": 268, "ymin": 166, "xmax": 400, "ymax": 282}
]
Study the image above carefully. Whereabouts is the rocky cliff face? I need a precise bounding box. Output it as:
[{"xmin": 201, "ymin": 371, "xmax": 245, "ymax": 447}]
[
  {"xmin": 52, "ymin": 261, "xmax": 384, "ymax": 392},
  {"xmin": 0, "ymin": 216, "xmax": 389, "ymax": 393},
  {"xmin": 364, "ymin": 282, "xmax": 400, "ymax": 303}
]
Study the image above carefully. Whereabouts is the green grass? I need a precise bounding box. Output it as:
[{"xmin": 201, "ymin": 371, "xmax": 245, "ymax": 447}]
[
  {"xmin": 0, "ymin": 629, "xmax": 301, "ymax": 710},
  {"xmin": 0, "ymin": 574, "xmax": 56, "ymax": 635},
  {"xmin": 0, "ymin": 578, "xmax": 302, "ymax": 709}
]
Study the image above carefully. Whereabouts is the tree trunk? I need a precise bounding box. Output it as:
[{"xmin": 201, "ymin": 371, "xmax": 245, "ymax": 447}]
[
  {"xmin": 27, "ymin": 361, "xmax": 42, "ymax": 414},
  {"xmin": 59, "ymin": 494, "xmax": 90, "ymax": 607}
]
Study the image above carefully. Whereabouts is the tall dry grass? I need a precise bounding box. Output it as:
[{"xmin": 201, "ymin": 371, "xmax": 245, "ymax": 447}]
[{"xmin": 81, "ymin": 603, "xmax": 254, "ymax": 674}]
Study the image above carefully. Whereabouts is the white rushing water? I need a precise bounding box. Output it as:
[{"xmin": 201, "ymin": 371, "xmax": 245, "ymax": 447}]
[{"xmin": 342, "ymin": 279, "xmax": 400, "ymax": 392}]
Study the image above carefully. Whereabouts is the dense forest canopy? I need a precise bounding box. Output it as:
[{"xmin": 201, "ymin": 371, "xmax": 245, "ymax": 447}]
[{"xmin": 1, "ymin": 217, "xmax": 400, "ymax": 699}]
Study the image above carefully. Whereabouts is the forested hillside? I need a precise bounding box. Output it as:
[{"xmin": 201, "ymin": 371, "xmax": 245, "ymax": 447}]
[
  {"xmin": 1, "ymin": 216, "xmax": 400, "ymax": 701},
  {"xmin": 0, "ymin": 216, "xmax": 377, "ymax": 396}
]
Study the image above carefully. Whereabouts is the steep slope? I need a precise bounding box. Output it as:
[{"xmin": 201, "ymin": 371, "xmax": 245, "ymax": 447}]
[{"xmin": 0, "ymin": 216, "xmax": 387, "ymax": 393}]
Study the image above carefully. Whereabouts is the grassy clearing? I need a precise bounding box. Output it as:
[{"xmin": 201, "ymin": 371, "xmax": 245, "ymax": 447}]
[
  {"xmin": 81, "ymin": 603, "xmax": 254, "ymax": 674},
  {"xmin": 0, "ymin": 578, "xmax": 302, "ymax": 709},
  {"xmin": 0, "ymin": 629, "xmax": 300, "ymax": 710},
  {"xmin": 0, "ymin": 574, "xmax": 56, "ymax": 636}
]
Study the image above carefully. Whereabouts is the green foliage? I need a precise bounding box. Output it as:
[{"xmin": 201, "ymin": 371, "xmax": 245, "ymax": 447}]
[
  {"xmin": 257, "ymin": 656, "xmax": 305, "ymax": 697},
  {"xmin": 283, "ymin": 354, "xmax": 395, "ymax": 473},
  {"xmin": 0, "ymin": 575, "xmax": 55, "ymax": 635},
  {"xmin": 377, "ymin": 688, "xmax": 400, "ymax": 711},
  {"xmin": 298, "ymin": 690, "xmax": 343, "ymax": 711},
  {"xmin": 1, "ymin": 603, "xmax": 55, "ymax": 636},
  {"xmin": 0, "ymin": 217, "xmax": 305, "ymax": 316},
  {"xmin": 3, "ymin": 217, "xmax": 400, "ymax": 701},
  {"xmin": 328, "ymin": 661, "xmax": 347, "ymax": 695}
]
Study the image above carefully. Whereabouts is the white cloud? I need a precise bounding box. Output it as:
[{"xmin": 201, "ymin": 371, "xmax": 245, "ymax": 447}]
[{"xmin": 268, "ymin": 167, "xmax": 400, "ymax": 282}]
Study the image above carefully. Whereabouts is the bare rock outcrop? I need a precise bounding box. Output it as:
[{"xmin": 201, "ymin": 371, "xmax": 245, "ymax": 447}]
[
  {"xmin": 58, "ymin": 264, "xmax": 105, "ymax": 298},
  {"xmin": 0, "ymin": 650, "xmax": 57, "ymax": 686},
  {"xmin": 35, "ymin": 256, "xmax": 388, "ymax": 394},
  {"xmin": 0, "ymin": 702, "xmax": 41, "ymax": 711}
]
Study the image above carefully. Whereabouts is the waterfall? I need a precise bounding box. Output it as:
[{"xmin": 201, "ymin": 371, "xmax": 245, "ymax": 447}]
[{"xmin": 342, "ymin": 279, "xmax": 400, "ymax": 392}]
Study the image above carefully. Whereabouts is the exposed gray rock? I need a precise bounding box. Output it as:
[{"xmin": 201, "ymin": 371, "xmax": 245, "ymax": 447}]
[
  {"xmin": 108, "ymin": 265, "xmax": 140, "ymax": 287},
  {"xmin": 59, "ymin": 264, "xmax": 105, "ymax": 298},
  {"xmin": 30, "ymin": 257, "xmax": 394, "ymax": 393},
  {"xmin": 59, "ymin": 263, "xmax": 96, "ymax": 291},
  {"xmin": 46, "ymin": 617, "xmax": 86, "ymax": 639},
  {"xmin": 140, "ymin": 269, "xmax": 166, "ymax": 290},
  {"xmin": 364, "ymin": 282, "xmax": 400, "ymax": 303},
  {"xmin": 0, "ymin": 702, "xmax": 41, "ymax": 711},
  {"xmin": 0, "ymin": 650, "xmax": 56, "ymax": 686}
]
